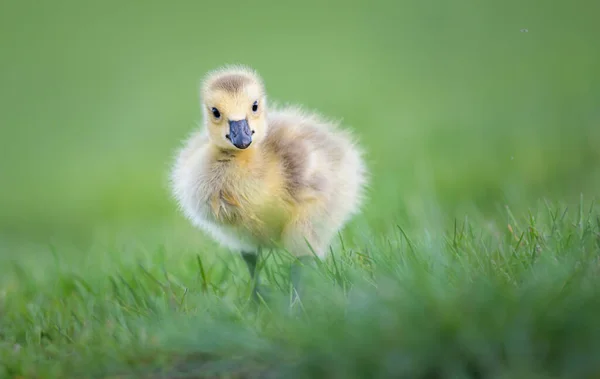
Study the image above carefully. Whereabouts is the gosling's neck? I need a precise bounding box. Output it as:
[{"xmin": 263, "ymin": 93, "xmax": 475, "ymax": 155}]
[{"xmin": 212, "ymin": 144, "xmax": 263, "ymax": 168}]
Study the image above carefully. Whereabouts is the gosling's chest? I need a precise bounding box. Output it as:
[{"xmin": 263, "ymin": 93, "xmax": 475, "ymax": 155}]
[{"xmin": 206, "ymin": 167, "xmax": 290, "ymax": 235}]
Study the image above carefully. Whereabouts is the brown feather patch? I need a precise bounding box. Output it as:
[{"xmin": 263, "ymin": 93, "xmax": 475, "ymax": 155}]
[
  {"xmin": 210, "ymin": 74, "xmax": 252, "ymax": 94},
  {"xmin": 264, "ymin": 127, "xmax": 309, "ymax": 199}
]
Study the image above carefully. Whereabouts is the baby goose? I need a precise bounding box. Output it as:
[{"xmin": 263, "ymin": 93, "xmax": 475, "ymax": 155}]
[{"xmin": 170, "ymin": 65, "xmax": 367, "ymax": 298}]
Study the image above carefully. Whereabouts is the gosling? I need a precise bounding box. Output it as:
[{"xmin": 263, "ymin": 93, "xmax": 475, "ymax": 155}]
[{"xmin": 170, "ymin": 65, "xmax": 367, "ymax": 299}]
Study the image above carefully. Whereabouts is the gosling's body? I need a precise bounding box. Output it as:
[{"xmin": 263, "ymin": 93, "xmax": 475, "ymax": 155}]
[
  {"xmin": 171, "ymin": 105, "xmax": 366, "ymax": 258},
  {"xmin": 170, "ymin": 65, "xmax": 367, "ymax": 298}
]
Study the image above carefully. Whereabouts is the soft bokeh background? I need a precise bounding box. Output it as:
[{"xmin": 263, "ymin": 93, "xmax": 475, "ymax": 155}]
[
  {"xmin": 1, "ymin": 0, "xmax": 599, "ymax": 257},
  {"xmin": 2, "ymin": 1, "xmax": 600, "ymax": 377}
]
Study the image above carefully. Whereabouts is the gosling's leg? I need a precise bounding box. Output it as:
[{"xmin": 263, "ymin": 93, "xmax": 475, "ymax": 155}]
[
  {"xmin": 241, "ymin": 251, "xmax": 260, "ymax": 300},
  {"xmin": 241, "ymin": 251, "xmax": 258, "ymax": 278},
  {"xmin": 241, "ymin": 251, "xmax": 273, "ymax": 302}
]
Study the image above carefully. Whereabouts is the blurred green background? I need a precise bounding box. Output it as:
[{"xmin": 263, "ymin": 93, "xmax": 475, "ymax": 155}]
[{"xmin": 1, "ymin": 0, "xmax": 599, "ymax": 251}]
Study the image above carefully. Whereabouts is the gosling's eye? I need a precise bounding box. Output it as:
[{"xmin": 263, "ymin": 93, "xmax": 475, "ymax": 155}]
[
  {"xmin": 211, "ymin": 107, "xmax": 221, "ymax": 119},
  {"xmin": 252, "ymin": 101, "xmax": 258, "ymax": 113}
]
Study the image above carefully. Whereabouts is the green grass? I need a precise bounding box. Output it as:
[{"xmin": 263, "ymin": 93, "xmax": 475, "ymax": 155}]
[
  {"xmin": 2, "ymin": 202, "xmax": 600, "ymax": 378},
  {"xmin": 1, "ymin": 0, "xmax": 600, "ymax": 377}
]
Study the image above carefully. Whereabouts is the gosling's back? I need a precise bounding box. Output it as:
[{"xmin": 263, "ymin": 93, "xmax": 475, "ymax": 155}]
[{"xmin": 262, "ymin": 105, "xmax": 367, "ymax": 243}]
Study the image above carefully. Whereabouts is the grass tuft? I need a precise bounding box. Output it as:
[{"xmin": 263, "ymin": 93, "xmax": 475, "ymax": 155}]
[{"xmin": 1, "ymin": 203, "xmax": 600, "ymax": 378}]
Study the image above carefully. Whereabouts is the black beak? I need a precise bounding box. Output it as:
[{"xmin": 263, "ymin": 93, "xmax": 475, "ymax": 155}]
[{"xmin": 227, "ymin": 119, "xmax": 252, "ymax": 149}]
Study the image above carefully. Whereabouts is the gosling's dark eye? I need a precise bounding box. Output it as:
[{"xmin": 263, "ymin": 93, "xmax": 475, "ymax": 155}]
[
  {"xmin": 252, "ymin": 101, "xmax": 258, "ymax": 113},
  {"xmin": 211, "ymin": 107, "xmax": 221, "ymax": 119}
]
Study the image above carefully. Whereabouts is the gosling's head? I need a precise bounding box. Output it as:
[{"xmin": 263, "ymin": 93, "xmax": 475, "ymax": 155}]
[{"xmin": 200, "ymin": 65, "xmax": 267, "ymax": 150}]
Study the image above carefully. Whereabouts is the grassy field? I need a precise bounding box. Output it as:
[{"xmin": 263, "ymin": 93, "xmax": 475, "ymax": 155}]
[{"xmin": 1, "ymin": 0, "xmax": 600, "ymax": 377}]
